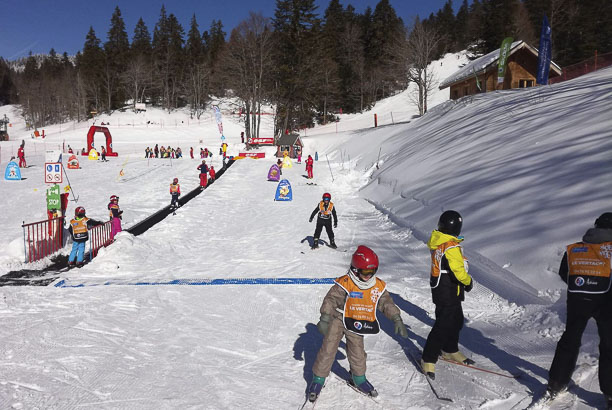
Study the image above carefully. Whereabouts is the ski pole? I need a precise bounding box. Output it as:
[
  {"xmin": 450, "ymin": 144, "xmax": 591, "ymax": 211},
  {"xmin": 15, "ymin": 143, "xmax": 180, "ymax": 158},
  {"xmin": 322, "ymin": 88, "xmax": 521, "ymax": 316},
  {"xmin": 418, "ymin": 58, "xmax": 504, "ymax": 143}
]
[{"xmin": 61, "ymin": 163, "xmax": 79, "ymax": 203}]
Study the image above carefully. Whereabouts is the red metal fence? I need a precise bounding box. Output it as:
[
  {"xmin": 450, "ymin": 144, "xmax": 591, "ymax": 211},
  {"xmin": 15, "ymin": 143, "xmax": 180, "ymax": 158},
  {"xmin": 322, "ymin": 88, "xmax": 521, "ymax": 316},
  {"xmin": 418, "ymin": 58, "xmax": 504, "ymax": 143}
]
[
  {"xmin": 90, "ymin": 221, "xmax": 113, "ymax": 259},
  {"xmin": 22, "ymin": 217, "xmax": 65, "ymax": 263},
  {"xmin": 550, "ymin": 51, "xmax": 612, "ymax": 84},
  {"xmin": 22, "ymin": 218, "xmax": 113, "ymax": 263}
]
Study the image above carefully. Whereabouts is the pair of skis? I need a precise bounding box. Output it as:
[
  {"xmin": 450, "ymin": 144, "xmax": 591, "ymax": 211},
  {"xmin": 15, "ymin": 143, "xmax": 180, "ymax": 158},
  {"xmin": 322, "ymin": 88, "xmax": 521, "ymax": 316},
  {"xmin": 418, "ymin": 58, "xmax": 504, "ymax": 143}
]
[
  {"xmin": 406, "ymin": 349, "xmax": 521, "ymax": 403},
  {"xmin": 299, "ymin": 374, "xmax": 381, "ymax": 409}
]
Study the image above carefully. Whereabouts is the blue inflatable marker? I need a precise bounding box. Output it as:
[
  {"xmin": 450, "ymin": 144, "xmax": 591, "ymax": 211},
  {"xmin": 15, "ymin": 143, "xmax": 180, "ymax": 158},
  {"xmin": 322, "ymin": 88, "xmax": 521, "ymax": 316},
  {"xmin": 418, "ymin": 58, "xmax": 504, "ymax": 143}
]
[
  {"xmin": 275, "ymin": 179, "xmax": 292, "ymax": 201},
  {"xmin": 315, "ymin": 152, "xmax": 318, "ymax": 161},
  {"xmin": 4, "ymin": 161, "xmax": 21, "ymax": 181}
]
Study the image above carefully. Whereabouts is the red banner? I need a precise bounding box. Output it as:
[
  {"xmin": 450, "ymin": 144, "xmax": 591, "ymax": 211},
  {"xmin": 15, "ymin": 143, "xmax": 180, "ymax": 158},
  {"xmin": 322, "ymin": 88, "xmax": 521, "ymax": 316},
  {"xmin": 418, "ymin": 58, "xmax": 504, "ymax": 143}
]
[
  {"xmin": 247, "ymin": 138, "xmax": 274, "ymax": 145},
  {"xmin": 239, "ymin": 152, "xmax": 266, "ymax": 159}
]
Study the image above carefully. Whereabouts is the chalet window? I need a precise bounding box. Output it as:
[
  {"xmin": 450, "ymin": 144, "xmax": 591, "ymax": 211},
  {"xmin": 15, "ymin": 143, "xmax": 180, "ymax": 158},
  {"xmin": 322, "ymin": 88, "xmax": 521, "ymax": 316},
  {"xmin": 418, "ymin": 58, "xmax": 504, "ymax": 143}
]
[
  {"xmin": 463, "ymin": 86, "xmax": 469, "ymax": 96},
  {"xmin": 519, "ymin": 79, "xmax": 535, "ymax": 88},
  {"xmin": 453, "ymin": 90, "xmax": 459, "ymax": 99}
]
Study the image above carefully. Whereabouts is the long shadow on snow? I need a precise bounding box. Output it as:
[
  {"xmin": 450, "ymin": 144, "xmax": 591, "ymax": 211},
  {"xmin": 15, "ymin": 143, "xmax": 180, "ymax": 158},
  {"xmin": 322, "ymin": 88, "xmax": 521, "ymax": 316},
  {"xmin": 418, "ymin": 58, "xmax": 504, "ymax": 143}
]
[
  {"xmin": 383, "ymin": 292, "xmax": 547, "ymax": 394},
  {"xmin": 0, "ymin": 160, "xmax": 235, "ymax": 286}
]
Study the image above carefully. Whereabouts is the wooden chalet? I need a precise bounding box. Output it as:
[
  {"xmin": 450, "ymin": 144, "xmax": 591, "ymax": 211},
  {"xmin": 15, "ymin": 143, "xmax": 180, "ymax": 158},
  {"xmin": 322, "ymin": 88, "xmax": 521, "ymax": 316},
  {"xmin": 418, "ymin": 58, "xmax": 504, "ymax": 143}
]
[
  {"xmin": 275, "ymin": 133, "xmax": 303, "ymax": 158},
  {"xmin": 439, "ymin": 41, "xmax": 562, "ymax": 100}
]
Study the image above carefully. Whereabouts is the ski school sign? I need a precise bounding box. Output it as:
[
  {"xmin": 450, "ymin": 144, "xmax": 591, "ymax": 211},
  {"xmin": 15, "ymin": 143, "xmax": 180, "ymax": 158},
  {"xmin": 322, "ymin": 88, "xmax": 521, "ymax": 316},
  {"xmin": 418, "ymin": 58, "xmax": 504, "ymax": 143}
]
[{"xmin": 248, "ymin": 138, "xmax": 274, "ymax": 145}]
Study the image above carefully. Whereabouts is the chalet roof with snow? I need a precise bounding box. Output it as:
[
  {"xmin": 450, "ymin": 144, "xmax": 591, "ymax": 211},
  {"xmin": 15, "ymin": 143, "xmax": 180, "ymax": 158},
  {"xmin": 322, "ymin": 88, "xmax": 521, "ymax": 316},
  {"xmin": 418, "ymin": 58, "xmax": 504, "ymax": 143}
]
[
  {"xmin": 439, "ymin": 41, "xmax": 562, "ymax": 90},
  {"xmin": 276, "ymin": 133, "xmax": 302, "ymax": 147}
]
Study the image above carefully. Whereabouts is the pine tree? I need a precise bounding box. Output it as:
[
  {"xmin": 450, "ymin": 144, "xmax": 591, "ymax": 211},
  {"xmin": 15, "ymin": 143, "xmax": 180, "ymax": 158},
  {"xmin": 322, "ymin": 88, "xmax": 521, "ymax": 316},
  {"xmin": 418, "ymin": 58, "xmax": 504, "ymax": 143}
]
[{"xmin": 104, "ymin": 6, "xmax": 130, "ymax": 109}]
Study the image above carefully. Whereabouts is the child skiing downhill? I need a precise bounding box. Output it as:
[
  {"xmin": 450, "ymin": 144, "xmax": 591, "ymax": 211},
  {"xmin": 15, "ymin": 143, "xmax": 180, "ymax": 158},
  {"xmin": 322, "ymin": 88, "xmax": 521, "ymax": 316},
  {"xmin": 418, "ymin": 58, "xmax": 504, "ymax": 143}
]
[
  {"xmin": 307, "ymin": 245, "xmax": 409, "ymax": 402},
  {"xmin": 209, "ymin": 165, "xmax": 216, "ymax": 182},
  {"xmin": 309, "ymin": 193, "xmax": 338, "ymax": 249},
  {"xmin": 67, "ymin": 207, "xmax": 102, "ymax": 267},
  {"xmin": 169, "ymin": 178, "xmax": 181, "ymax": 214},
  {"xmin": 421, "ymin": 210, "xmax": 474, "ymax": 380},
  {"xmin": 107, "ymin": 195, "xmax": 123, "ymax": 240}
]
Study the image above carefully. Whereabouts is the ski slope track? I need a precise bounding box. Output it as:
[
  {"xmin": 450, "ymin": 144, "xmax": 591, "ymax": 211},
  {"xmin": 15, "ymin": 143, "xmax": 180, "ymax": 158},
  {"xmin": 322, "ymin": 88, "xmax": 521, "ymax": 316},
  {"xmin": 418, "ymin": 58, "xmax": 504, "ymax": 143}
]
[{"xmin": 0, "ymin": 58, "xmax": 610, "ymax": 409}]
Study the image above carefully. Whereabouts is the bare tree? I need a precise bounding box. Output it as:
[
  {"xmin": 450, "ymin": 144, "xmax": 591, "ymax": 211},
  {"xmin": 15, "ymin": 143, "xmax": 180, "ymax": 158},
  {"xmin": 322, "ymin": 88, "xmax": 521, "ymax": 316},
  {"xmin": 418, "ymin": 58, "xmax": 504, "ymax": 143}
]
[
  {"xmin": 121, "ymin": 56, "xmax": 151, "ymax": 110},
  {"xmin": 222, "ymin": 12, "xmax": 274, "ymax": 138},
  {"xmin": 405, "ymin": 19, "xmax": 441, "ymax": 115},
  {"xmin": 185, "ymin": 63, "xmax": 210, "ymax": 119}
]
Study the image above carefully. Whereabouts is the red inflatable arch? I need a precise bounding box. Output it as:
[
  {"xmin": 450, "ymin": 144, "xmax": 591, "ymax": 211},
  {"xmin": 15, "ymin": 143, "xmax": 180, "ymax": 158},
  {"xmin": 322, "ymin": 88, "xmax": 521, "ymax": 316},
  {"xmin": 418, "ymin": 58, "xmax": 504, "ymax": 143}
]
[{"xmin": 83, "ymin": 126, "xmax": 119, "ymax": 156}]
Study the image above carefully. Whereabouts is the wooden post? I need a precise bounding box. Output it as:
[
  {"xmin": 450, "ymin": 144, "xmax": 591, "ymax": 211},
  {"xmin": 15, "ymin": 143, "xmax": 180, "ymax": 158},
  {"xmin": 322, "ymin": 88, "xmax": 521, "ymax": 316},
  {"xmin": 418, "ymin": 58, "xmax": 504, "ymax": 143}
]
[{"xmin": 374, "ymin": 114, "xmax": 378, "ymax": 127}]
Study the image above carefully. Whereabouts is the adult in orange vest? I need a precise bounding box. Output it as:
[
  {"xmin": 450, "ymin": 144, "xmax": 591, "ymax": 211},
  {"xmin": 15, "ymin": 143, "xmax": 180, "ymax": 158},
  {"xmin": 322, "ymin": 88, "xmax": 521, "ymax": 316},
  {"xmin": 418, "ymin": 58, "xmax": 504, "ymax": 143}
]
[
  {"xmin": 547, "ymin": 212, "xmax": 612, "ymax": 405},
  {"xmin": 309, "ymin": 193, "xmax": 337, "ymax": 249},
  {"xmin": 305, "ymin": 155, "xmax": 314, "ymax": 179},
  {"xmin": 421, "ymin": 210, "xmax": 474, "ymax": 380},
  {"xmin": 68, "ymin": 206, "xmax": 102, "ymax": 267},
  {"xmin": 169, "ymin": 178, "xmax": 181, "ymax": 212},
  {"xmin": 307, "ymin": 246, "xmax": 408, "ymax": 402}
]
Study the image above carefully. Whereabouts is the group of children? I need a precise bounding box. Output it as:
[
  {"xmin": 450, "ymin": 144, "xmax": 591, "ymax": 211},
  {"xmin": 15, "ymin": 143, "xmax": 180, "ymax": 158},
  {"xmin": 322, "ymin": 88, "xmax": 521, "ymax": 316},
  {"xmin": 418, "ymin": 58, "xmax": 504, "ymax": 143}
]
[{"xmin": 145, "ymin": 145, "xmax": 184, "ymax": 159}]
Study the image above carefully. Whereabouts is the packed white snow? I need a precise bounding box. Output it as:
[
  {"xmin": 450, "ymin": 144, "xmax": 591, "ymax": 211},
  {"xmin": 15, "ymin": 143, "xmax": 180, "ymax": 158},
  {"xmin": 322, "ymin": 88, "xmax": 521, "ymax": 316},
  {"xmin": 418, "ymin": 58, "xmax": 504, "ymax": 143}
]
[{"xmin": 0, "ymin": 54, "xmax": 610, "ymax": 409}]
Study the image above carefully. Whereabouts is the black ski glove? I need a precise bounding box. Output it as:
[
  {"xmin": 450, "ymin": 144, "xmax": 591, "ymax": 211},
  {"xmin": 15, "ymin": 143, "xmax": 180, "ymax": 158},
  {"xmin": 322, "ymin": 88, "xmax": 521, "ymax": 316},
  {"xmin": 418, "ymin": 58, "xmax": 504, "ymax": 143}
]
[
  {"xmin": 465, "ymin": 278, "xmax": 473, "ymax": 292},
  {"xmin": 309, "ymin": 217, "xmax": 314, "ymax": 223},
  {"xmin": 334, "ymin": 222, "xmax": 337, "ymax": 228},
  {"xmin": 317, "ymin": 313, "xmax": 331, "ymax": 336}
]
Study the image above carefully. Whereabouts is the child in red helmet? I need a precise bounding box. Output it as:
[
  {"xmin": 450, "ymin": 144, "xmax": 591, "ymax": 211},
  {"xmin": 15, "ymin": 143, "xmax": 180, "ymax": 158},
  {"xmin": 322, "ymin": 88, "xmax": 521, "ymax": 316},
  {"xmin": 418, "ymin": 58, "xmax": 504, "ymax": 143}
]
[
  {"xmin": 67, "ymin": 206, "xmax": 102, "ymax": 267},
  {"xmin": 209, "ymin": 165, "xmax": 216, "ymax": 182},
  {"xmin": 307, "ymin": 245, "xmax": 408, "ymax": 402},
  {"xmin": 309, "ymin": 193, "xmax": 338, "ymax": 249},
  {"xmin": 170, "ymin": 178, "xmax": 181, "ymax": 213},
  {"xmin": 107, "ymin": 195, "xmax": 123, "ymax": 240}
]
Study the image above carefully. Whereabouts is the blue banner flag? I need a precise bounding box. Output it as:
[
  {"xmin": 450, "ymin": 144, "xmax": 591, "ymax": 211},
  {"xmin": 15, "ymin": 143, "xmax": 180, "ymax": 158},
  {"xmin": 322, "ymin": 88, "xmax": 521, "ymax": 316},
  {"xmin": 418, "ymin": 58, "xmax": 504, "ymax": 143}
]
[{"xmin": 536, "ymin": 15, "xmax": 552, "ymax": 85}]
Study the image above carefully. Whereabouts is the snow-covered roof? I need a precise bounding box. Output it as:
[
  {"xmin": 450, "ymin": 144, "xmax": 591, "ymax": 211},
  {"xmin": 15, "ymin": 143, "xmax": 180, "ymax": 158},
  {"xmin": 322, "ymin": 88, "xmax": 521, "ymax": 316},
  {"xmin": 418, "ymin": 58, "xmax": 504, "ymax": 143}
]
[{"xmin": 439, "ymin": 41, "xmax": 562, "ymax": 89}]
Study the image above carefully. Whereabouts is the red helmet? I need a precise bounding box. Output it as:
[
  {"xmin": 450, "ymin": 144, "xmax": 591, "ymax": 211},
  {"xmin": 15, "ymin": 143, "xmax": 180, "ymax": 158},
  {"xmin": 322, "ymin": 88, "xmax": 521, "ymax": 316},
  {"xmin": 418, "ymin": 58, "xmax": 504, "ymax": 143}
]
[
  {"xmin": 110, "ymin": 195, "xmax": 119, "ymax": 202},
  {"xmin": 75, "ymin": 206, "xmax": 86, "ymax": 217},
  {"xmin": 322, "ymin": 193, "xmax": 331, "ymax": 201},
  {"xmin": 350, "ymin": 245, "xmax": 379, "ymax": 276},
  {"xmin": 173, "ymin": 178, "xmax": 179, "ymax": 184}
]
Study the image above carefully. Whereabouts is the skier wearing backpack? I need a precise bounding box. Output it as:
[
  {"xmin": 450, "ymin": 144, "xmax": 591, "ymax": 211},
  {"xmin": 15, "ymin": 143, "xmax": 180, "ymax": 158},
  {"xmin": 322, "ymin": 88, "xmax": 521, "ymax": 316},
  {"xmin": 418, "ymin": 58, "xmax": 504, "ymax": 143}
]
[
  {"xmin": 197, "ymin": 160, "xmax": 209, "ymax": 187},
  {"xmin": 307, "ymin": 245, "xmax": 408, "ymax": 402},
  {"xmin": 421, "ymin": 210, "xmax": 474, "ymax": 380},
  {"xmin": 309, "ymin": 193, "xmax": 338, "ymax": 249}
]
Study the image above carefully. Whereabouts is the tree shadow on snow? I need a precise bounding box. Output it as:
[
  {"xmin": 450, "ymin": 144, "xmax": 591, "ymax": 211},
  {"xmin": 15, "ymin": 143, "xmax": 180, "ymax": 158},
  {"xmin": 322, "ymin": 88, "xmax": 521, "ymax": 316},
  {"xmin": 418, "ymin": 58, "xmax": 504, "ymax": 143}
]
[
  {"xmin": 293, "ymin": 323, "xmax": 349, "ymax": 394},
  {"xmin": 386, "ymin": 292, "xmax": 548, "ymax": 393}
]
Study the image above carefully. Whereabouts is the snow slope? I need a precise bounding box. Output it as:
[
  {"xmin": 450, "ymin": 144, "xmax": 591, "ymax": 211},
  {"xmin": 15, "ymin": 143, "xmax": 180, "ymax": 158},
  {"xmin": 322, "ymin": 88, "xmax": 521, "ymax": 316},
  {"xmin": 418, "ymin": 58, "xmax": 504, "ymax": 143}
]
[{"xmin": 0, "ymin": 58, "xmax": 611, "ymax": 409}]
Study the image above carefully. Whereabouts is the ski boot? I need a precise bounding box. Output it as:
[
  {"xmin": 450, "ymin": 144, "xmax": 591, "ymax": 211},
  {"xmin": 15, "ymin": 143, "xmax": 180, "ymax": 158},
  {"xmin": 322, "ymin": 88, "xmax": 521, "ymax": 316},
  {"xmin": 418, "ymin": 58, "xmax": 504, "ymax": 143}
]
[
  {"xmin": 441, "ymin": 350, "xmax": 475, "ymax": 365},
  {"xmin": 349, "ymin": 373, "xmax": 378, "ymax": 397},
  {"xmin": 329, "ymin": 239, "xmax": 337, "ymax": 249},
  {"xmin": 311, "ymin": 238, "xmax": 319, "ymax": 249},
  {"xmin": 546, "ymin": 380, "xmax": 567, "ymax": 401},
  {"xmin": 420, "ymin": 359, "xmax": 436, "ymax": 380},
  {"xmin": 307, "ymin": 376, "xmax": 325, "ymax": 402}
]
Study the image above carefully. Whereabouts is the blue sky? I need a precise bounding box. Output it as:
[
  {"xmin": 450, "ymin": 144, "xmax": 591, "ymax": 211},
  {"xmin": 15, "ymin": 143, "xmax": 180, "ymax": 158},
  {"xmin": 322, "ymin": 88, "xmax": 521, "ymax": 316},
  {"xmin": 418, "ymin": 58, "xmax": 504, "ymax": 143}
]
[{"xmin": 1, "ymin": 0, "xmax": 457, "ymax": 60}]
